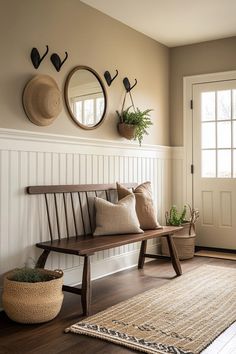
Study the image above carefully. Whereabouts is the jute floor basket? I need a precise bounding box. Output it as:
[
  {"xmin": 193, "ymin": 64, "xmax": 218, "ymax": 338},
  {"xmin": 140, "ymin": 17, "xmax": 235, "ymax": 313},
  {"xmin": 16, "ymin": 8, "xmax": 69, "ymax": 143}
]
[
  {"xmin": 161, "ymin": 222, "xmax": 196, "ymax": 260},
  {"xmin": 2, "ymin": 269, "xmax": 64, "ymax": 324}
]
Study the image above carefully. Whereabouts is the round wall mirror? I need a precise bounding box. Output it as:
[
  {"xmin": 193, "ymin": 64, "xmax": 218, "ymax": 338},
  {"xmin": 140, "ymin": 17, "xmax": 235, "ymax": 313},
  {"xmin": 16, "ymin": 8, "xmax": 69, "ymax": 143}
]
[{"xmin": 64, "ymin": 66, "xmax": 107, "ymax": 129}]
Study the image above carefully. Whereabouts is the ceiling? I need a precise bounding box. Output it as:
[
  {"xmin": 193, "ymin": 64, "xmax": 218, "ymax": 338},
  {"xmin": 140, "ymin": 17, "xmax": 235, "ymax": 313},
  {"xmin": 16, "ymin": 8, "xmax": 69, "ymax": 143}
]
[{"xmin": 81, "ymin": 0, "xmax": 236, "ymax": 47}]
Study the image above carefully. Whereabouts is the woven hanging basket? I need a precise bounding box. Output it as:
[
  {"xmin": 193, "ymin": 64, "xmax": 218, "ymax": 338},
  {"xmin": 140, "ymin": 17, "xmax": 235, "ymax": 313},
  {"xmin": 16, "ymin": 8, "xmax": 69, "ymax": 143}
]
[
  {"xmin": 118, "ymin": 122, "xmax": 136, "ymax": 140},
  {"xmin": 2, "ymin": 268, "xmax": 64, "ymax": 324}
]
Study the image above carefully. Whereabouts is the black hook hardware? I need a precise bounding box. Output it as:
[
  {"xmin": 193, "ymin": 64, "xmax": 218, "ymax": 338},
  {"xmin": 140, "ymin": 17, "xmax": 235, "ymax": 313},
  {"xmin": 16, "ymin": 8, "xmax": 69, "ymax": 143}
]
[
  {"xmin": 104, "ymin": 70, "xmax": 118, "ymax": 86},
  {"xmin": 50, "ymin": 51, "xmax": 68, "ymax": 72},
  {"xmin": 123, "ymin": 77, "xmax": 137, "ymax": 92},
  {"xmin": 30, "ymin": 45, "xmax": 49, "ymax": 69}
]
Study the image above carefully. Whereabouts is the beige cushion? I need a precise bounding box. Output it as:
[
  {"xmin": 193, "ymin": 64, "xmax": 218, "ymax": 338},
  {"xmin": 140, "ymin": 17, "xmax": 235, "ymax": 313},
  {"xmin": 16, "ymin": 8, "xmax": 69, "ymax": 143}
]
[
  {"xmin": 93, "ymin": 194, "xmax": 143, "ymax": 236},
  {"xmin": 117, "ymin": 182, "xmax": 161, "ymax": 230}
]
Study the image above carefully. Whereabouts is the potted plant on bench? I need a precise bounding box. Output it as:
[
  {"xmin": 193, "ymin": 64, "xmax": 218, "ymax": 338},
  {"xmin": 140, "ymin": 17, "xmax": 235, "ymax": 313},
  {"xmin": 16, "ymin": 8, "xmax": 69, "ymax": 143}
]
[
  {"xmin": 161, "ymin": 205, "xmax": 199, "ymax": 260},
  {"xmin": 2, "ymin": 266, "xmax": 64, "ymax": 323}
]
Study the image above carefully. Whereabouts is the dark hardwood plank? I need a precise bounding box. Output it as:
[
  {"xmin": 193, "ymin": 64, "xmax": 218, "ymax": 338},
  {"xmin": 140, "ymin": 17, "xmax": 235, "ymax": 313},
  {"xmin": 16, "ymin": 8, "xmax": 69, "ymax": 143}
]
[
  {"xmin": 0, "ymin": 257, "xmax": 236, "ymax": 354},
  {"xmin": 138, "ymin": 240, "xmax": 147, "ymax": 269},
  {"xmin": 35, "ymin": 249, "xmax": 50, "ymax": 268},
  {"xmin": 27, "ymin": 183, "xmax": 137, "ymax": 195},
  {"xmin": 166, "ymin": 234, "xmax": 182, "ymax": 275},
  {"xmin": 62, "ymin": 285, "xmax": 82, "ymax": 295},
  {"xmin": 81, "ymin": 255, "xmax": 91, "ymax": 316},
  {"xmin": 144, "ymin": 253, "xmax": 171, "ymax": 260},
  {"xmin": 36, "ymin": 227, "xmax": 182, "ymax": 256}
]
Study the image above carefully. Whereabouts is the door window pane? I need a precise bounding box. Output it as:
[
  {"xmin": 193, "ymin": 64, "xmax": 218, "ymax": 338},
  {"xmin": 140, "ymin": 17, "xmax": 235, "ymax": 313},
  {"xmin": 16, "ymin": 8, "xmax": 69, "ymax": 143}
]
[
  {"xmin": 233, "ymin": 150, "xmax": 236, "ymax": 178},
  {"xmin": 202, "ymin": 150, "xmax": 216, "ymax": 177},
  {"xmin": 217, "ymin": 90, "xmax": 231, "ymax": 120},
  {"xmin": 200, "ymin": 88, "xmax": 236, "ymax": 179},
  {"xmin": 233, "ymin": 121, "xmax": 236, "ymax": 148},
  {"xmin": 201, "ymin": 122, "xmax": 216, "ymax": 148},
  {"xmin": 201, "ymin": 92, "xmax": 215, "ymax": 121},
  {"xmin": 217, "ymin": 150, "xmax": 231, "ymax": 178},
  {"xmin": 217, "ymin": 121, "xmax": 231, "ymax": 148},
  {"xmin": 233, "ymin": 90, "xmax": 236, "ymax": 119}
]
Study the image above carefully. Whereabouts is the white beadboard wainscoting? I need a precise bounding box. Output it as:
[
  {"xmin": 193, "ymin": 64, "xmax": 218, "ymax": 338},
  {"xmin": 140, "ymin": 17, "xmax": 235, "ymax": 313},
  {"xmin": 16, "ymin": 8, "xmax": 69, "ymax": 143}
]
[{"xmin": 0, "ymin": 128, "xmax": 184, "ymax": 307}]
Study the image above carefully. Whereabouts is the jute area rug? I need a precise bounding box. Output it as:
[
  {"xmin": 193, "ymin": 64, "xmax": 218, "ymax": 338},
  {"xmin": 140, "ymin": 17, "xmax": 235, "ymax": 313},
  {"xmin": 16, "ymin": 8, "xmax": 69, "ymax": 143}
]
[{"xmin": 66, "ymin": 265, "xmax": 236, "ymax": 354}]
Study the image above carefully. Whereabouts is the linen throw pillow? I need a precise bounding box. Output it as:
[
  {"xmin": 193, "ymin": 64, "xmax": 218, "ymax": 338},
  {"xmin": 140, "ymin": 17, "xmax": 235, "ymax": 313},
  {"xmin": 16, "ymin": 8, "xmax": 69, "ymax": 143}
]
[
  {"xmin": 117, "ymin": 182, "xmax": 161, "ymax": 230},
  {"xmin": 93, "ymin": 194, "xmax": 143, "ymax": 236}
]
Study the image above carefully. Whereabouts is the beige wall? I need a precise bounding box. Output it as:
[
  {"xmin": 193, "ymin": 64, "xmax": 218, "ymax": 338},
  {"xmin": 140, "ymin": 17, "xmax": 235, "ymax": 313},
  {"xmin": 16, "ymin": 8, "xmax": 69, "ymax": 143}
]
[
  {"xmin": 170, "ymin": 36, "xmax": 236, "ymax": 146},
  {"xmin": 0, "ymin": 0, "xmax": 170, "ymax": 146}
]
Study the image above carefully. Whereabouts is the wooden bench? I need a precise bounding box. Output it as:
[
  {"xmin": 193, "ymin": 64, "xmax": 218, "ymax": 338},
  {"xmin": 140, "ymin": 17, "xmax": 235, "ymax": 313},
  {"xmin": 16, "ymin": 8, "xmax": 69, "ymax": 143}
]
[{"xmin": 27, "ymin": 183, "xmax": 182, "ymax": 316}]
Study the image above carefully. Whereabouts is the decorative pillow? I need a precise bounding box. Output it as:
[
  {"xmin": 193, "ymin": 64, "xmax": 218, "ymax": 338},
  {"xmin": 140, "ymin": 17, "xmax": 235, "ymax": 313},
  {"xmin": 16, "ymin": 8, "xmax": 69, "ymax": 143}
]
[
  {"xmin": 93, "ymin": 194, "xmax": 143, "ymax": 236},
  {"xmin": 117, "ymin": 181, "xmax": 161, "ymax": 230}
]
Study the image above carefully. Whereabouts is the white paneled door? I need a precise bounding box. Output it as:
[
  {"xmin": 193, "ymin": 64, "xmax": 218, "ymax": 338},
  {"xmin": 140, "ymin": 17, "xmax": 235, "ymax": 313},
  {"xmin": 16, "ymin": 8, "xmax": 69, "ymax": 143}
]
[{"xmin": 193, "ymin": 80, "xmax": 236, "ymax": 249}]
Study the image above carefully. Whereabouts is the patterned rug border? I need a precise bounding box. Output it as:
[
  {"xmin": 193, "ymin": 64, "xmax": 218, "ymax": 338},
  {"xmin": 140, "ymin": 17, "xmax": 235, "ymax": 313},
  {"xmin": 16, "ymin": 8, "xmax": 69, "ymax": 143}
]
[
  {"xmin": 66, "ymin": 323, "xmax": 193, "ymax": 354},
  {"xmin": 66, "ymin": 265, "xmax": 236, "ymax": 354}
]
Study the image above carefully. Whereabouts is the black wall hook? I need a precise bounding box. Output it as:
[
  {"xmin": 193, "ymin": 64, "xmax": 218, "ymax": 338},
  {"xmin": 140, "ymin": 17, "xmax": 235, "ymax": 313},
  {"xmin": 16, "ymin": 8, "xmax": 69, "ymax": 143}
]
[
  {"xmin": 123, "ymin": 77, "xmax": 137, "ymax": 92},
  {"xmin": 50, "ymin": 51, "xmax": 68, "ymax": 72},
  {"xmin": 104, "ymin": 70, "xmax": 118, "ymax": 86},
  {"xmin": 30, "ymin": 45, "xmax": 49, "ymax": 69}
]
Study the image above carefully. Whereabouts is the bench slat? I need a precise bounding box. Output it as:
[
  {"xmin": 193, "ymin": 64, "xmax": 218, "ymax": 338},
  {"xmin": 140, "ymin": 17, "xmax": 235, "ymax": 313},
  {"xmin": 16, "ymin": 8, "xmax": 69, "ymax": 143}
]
[{"xmin": 27, "ymin": 183, "xmax": 137, "ymax": 194}]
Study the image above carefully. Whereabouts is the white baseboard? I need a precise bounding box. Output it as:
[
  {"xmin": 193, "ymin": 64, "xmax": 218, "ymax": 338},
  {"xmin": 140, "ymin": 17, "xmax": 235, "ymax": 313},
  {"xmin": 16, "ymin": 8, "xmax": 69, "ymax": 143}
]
[
  {"xmin": 64, "ymin": 243, "xmax": 161, "ymax": 286},
  {"xmin": 0, "ymin": 243, "xmax": 161, "ymax": 311}
]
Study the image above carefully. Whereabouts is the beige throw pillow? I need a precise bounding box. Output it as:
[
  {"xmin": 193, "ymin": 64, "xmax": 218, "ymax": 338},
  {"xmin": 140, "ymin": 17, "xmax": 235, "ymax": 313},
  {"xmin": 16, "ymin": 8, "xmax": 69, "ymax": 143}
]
[
  {"xmin": 93, "ymin": 194, "xmax": 143, "ymax": 236},
  {"xmin": 117, "ymin": 182, "xmax": 161, "ymax": 230}
]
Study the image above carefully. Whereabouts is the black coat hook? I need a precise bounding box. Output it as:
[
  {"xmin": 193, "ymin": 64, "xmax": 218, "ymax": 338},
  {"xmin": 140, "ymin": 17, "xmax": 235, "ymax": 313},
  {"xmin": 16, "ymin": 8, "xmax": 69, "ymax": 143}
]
[
  {"xmin": 50, "ymin": 51, "xmax": 68, "ymax": 72},
  {"xmin": 104, "ymin": 70, "xmax": 118, "ymax": 86},
  {"xmin": 30, "ymin": 45, "xmax": 49, "ymax": 69},
  {"xmin": 123, "ymin": 77, "xmax": 137, "ymax": 92}
]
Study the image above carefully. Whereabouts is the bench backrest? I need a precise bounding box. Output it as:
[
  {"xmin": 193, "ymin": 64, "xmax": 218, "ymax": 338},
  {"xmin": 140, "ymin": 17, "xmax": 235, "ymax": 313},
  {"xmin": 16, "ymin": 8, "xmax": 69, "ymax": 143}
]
[{"xmin": 27, "ymin": 183, "xmax": 137, "ymax": 240}]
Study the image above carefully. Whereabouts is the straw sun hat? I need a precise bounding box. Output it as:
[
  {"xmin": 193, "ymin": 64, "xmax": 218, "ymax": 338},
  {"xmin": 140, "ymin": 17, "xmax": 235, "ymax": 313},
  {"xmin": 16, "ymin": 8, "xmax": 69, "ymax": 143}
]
[{"xmin": 22, "ymin": 75, "xmax": 62, "ymax": 126}]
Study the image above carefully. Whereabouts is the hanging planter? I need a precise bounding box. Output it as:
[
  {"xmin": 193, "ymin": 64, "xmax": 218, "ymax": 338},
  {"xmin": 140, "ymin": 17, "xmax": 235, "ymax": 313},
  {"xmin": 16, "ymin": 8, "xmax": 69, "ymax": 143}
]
[
  {"xmin": 116, "ymin": 88, "xmax": 153, "ymax": 145},
  {"xmin": 117, "ymin": 122, "xmax": 136, "ymax": 140}
]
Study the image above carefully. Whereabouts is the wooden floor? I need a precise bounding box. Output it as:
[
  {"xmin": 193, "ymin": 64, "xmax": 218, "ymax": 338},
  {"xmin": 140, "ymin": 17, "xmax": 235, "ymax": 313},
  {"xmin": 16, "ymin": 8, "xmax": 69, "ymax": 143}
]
[{"xmin": 0, "ymin": 257, "xmax": 236, "ymax": 354}]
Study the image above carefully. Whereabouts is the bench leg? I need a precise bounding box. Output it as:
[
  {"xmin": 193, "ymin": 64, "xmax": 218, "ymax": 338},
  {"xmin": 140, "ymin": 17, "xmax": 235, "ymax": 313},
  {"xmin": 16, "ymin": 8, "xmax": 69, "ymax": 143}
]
[
  {"xmin": 81, "ymin": 255, "xmax": 91, "ymax": 316},
  {"xmin": 138, "ymin": 240, "xmax": 147, "ymax": 269},
  {"xmin": 166, "ymin": 234, "xmax": 182, "ymax": 276},
  {"xmin": 35, "ymin": 249, "xmax": 50, "ymax": 268}
]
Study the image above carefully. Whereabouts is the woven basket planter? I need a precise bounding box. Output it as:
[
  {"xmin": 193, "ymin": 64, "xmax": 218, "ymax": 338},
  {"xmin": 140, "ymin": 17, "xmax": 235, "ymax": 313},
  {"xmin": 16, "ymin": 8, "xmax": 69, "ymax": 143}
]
[
  {"xmin": 161, "ymin": 223, "xmax": 196, "ymax": 260},
  {"xmin": 118, "ymin": 122, "xmax": 136, "ymax": 140},
  {"xmin": 2, "ymin": 269, "xmax": 64, "ymax": 324}
]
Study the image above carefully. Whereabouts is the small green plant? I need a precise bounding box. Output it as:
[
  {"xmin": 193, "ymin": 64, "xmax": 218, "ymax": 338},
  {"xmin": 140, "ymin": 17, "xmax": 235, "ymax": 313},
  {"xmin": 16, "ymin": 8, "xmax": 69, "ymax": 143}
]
[
  {"xmin": 117, "ymin": 106, "xmax": 153, "ymax": 145},
  {"xmin": 165, "ymin": 205, "xmax": 187, "ymax": 226},
  {"xmin": 9, "ymin": 267, "xmax": 56, "ymax": 283}
]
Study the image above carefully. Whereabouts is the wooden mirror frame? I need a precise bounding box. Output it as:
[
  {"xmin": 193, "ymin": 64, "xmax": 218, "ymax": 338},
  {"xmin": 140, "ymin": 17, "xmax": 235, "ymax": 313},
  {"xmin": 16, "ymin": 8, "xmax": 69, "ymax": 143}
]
[{"xmin": 64, "ymin": 65, "xmax": 107, "ymax": 130}]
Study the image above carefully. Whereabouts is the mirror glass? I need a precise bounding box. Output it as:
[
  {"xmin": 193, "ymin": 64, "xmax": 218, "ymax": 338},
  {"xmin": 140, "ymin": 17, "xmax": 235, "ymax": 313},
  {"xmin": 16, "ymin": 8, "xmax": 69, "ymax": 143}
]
[{"xmin": 65, "ymin": 66, "xmax": 107, "ymax": 129}]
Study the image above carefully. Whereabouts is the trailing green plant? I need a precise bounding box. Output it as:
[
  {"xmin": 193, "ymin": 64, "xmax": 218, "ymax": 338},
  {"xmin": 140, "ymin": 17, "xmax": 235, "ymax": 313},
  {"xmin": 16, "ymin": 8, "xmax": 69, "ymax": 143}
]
[
  {"xmin": 165, "ymin": 205, "xmax": 187, "ymax": 226},
  {"xmin": 116, "ymin": 106, "xmax": 153, "ymax": 145},
  {"xmin": 8, "ymin": 267, "xmax": 56, "ymax": 283}
]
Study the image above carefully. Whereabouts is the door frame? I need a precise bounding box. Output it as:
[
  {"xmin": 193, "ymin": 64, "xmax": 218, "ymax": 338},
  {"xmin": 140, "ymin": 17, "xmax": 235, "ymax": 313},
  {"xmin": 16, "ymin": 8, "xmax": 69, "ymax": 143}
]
[{"xmin": 183, "ymin": 70, "xmax": 236, "ymax": 208}]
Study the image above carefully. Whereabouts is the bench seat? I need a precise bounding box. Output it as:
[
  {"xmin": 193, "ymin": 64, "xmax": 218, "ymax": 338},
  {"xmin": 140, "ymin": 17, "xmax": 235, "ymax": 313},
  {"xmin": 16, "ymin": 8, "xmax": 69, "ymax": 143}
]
[{"xmin": 36, "ymin": 226, "xmax": 181, "ymax": 255}]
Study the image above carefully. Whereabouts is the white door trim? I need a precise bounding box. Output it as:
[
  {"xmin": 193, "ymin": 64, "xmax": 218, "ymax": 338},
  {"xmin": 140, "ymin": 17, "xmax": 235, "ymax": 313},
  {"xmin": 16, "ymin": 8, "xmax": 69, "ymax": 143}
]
[{"xmin": 183, "ymin": 70, "xmax": 236, "ymax": 206}]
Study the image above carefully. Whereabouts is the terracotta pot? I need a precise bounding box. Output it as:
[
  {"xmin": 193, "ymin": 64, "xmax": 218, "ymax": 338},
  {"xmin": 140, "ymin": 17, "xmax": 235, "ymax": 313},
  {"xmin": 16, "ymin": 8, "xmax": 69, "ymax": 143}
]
[{"xmin": 2, "ymin": 269, "xmax": 64, "ymax": 324}]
